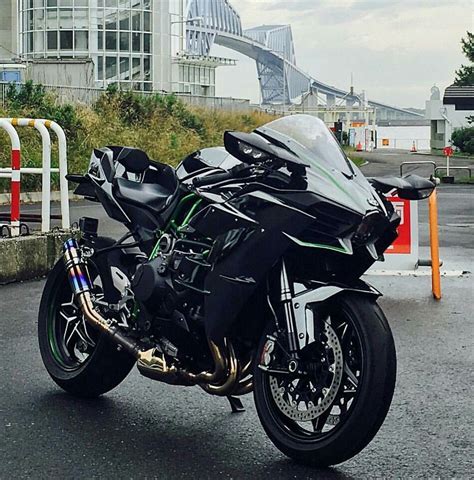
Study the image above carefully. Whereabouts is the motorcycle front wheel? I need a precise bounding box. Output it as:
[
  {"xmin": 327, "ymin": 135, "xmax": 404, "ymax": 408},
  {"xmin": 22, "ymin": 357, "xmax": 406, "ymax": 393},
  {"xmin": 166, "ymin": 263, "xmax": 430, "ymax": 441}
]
[{"xmin": 254, "ymin": 293, "xmax": 396, "ymax": 467}]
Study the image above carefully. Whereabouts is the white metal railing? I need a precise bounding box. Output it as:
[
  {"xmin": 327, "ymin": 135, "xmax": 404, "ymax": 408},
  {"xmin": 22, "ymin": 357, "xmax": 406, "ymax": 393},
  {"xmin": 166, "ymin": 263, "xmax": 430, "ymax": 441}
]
[{"xmin": 0, "ymin": 118, "xmax": 69, "ymax": 235}]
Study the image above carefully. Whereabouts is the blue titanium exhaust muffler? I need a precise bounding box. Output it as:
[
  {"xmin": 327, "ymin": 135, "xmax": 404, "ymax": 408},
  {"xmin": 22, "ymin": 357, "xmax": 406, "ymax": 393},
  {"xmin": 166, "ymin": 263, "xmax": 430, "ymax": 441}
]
[
  {"xmin": 63, "ymin": 238, "xmax": 141, "ymax": 356},
  {"xmin": 63, "ymin": 238, "xmax": 91, "ymax": 295}
]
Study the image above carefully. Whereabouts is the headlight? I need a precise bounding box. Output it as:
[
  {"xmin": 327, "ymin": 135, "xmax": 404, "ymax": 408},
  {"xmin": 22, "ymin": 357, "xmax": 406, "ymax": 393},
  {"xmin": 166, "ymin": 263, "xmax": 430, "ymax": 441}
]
[
  {"xmin": 237, "ymin": 141, "xmax": 269, "ymax": 162},
  {"xmin": 353, "ymin": 211, "xmax": 385, "ymax": 244}
]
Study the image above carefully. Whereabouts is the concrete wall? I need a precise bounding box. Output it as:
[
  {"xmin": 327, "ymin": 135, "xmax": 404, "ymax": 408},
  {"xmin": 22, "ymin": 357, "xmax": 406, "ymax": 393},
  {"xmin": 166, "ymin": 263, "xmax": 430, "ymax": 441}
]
[
  {"xmin": 377, "ymin": 125, "xmax": 430, "ymax": 151},
  {"xmin": 0, "ymin": 232, "xmax": 70, "ymax": 284},
  {"xmin": 25, "ymin": 60, "xmax": 95, "ymax": 89},
  {"xmin": 0, "ymin": 0, "xmax": 18, "ymax": 61}
]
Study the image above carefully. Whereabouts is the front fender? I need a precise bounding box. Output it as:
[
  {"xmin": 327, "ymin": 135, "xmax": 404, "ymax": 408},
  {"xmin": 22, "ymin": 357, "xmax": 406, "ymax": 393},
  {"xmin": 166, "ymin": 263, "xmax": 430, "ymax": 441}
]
[
  {"xmin": 291, "ymin": 279, "xmax": 381, "ymax": 350},
  {"xmin": 295, "ymin": 279, "xmax": 381, "ymax": 305}
]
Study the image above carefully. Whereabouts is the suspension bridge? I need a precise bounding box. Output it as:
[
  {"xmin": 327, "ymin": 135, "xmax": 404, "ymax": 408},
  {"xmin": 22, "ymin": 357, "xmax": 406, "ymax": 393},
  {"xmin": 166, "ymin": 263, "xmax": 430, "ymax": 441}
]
[{"xmin": 185, "ymin": 0, "xmax": 422, "ymax": 121}]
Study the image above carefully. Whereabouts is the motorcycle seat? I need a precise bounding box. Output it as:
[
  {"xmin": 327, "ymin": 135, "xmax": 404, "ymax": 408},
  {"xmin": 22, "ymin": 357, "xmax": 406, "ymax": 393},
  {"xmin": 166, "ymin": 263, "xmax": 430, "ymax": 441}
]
[
  {"xmin": 113, "ymin": 162, "xmax": 179, "ymax": 222},
  {"xmin": 114, "ymin": 177, "xmax": 175, "ymax": 213}
]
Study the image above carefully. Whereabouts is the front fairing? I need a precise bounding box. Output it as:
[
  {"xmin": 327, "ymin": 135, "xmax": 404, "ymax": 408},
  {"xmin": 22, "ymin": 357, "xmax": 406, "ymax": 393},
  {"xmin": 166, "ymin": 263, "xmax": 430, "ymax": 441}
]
[{"xmin": 256, "ymin": 116, "xmax": 381, "ymax": 217}]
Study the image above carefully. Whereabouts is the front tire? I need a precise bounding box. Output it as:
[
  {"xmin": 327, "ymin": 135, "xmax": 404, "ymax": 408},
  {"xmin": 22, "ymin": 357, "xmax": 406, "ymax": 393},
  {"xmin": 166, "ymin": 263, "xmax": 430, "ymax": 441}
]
[
  {"xmin": 254, "ymin": 294, "xmax": 396, "ymax": 467},
  {"xmin": 38, "ymin": 259, "xmax": 135, "ymax": 398}
]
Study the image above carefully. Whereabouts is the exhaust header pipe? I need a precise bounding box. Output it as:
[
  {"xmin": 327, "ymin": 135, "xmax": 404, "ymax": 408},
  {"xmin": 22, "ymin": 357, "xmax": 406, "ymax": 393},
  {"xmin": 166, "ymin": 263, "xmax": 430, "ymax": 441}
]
[
  {"xmin": 64, "ymin": 238, "xmax": 141, "ymax": 357},
  {"xmin": 63, "ymin": 239, "xmax": 242, "ymax": 396}
]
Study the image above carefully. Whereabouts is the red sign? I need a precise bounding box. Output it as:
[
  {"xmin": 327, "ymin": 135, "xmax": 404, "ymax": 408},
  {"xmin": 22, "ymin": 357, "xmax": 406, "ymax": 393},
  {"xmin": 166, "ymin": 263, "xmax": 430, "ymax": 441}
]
[
  {"xmin": 386, "ymin": 195, "xmax": 411, "ymax": 254},
  {"xmin": 443, "ymin": 146, "xmax": 453, "ymax": 157}
]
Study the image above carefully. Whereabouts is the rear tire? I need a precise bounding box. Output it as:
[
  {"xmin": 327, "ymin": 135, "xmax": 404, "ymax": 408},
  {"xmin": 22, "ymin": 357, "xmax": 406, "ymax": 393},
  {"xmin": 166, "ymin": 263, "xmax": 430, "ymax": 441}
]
[
  {"xmin": 38, "ymin": 258, "xmax": 135, "ymax": 398},
  {"xmin": 254, "ymin": 294, "xmax": 396, "ymax": 467}
]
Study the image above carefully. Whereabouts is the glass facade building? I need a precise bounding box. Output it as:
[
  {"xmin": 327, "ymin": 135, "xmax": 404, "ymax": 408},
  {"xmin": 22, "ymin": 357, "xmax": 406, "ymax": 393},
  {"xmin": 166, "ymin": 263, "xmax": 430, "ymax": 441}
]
[
  {"xmin": 19, "ymin": 0, "xmax": 171, "ymax": 91},
  {"xmin": 14, "ymin": 0, "xmax": 221, "ymax": 95}
]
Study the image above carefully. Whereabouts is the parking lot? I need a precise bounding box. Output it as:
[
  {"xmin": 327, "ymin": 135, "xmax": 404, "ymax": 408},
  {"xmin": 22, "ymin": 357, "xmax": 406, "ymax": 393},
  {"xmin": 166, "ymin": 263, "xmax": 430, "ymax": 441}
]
[{"xmin": 1, "ymin": 152, "xmax": 473, "ymax": 478}]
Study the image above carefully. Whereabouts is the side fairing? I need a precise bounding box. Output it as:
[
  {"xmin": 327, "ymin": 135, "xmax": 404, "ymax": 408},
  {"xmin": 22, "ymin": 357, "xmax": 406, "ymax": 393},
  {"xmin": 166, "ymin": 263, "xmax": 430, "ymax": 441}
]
[{"xmin": 198, "ymin": 195, "xmax": 315, "ymax": 341}]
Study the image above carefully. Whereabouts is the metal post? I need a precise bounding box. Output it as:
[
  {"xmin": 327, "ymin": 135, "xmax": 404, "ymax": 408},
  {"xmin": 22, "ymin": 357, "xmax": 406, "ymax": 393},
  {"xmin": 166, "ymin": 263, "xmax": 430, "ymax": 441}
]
[
  {"xmin": 428, "ymin": 190, "xmax": 441, "ymax": 300},
  {"xmin": 446, "ymin": 154, "xmax": 450, "ymax": 177},
  {"xmin": 0, "ymin": 120, "xmax": 21, "ymax": 236},
  {"xmin": 10, "ymin": 118, "xmax": 52, "ymax": 232},
  {"xmin": 39, "ymin": 119, "xmax": 70, "ymax": 229}
]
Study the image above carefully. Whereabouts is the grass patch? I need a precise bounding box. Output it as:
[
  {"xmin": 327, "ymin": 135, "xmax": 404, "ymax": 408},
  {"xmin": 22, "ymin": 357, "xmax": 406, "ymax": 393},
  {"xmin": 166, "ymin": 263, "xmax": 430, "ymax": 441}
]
[{"xmin": 0, "ymin": 83, "xmax": 276, "ymax": 192}]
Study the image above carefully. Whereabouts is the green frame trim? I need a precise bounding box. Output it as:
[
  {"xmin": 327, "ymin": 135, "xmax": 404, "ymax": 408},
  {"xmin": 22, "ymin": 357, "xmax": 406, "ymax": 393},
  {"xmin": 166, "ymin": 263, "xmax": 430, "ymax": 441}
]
[{"xmin": 284, "ymin": 232, "xmax": 352, "ymax": 255}]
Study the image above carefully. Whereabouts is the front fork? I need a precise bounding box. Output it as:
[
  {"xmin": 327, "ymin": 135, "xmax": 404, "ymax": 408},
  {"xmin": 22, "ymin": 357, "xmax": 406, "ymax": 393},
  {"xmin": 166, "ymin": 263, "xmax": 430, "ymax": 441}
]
[
  {"xmin": 260, "ymin": 259, "xmax": 309, "ymax": 373},
  {"xmin": 279, "ymin": 259, "xmax": 300, "ymax": 354},
  {"xmin": 280, "ymin": 259, "xmax": 320, "ymax": 354}
]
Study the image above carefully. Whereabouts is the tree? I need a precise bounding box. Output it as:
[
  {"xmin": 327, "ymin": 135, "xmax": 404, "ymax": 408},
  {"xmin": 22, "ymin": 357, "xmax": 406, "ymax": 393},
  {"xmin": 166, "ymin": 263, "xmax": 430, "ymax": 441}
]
[
  {"xmin": 454, "ymin": 31, "xmax": 474, "ymax": 86},
  {"xmin": 452, "ymin": 126, "xmax": 474, "ymax": 154}
]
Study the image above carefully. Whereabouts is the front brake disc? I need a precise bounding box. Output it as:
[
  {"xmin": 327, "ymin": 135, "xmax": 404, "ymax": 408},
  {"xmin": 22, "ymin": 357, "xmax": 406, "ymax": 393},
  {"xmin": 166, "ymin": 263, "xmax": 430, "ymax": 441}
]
[{"xmin": 269, "ymin": 318, "xmax": 343, "ymax": 421}]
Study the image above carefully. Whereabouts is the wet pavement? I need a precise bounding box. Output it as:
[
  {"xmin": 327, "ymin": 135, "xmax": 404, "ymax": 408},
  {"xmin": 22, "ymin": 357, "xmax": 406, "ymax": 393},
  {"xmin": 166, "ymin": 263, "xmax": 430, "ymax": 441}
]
[{"xmin": 1, "ymin": 150, "xmax": 473, "ymax": 478}]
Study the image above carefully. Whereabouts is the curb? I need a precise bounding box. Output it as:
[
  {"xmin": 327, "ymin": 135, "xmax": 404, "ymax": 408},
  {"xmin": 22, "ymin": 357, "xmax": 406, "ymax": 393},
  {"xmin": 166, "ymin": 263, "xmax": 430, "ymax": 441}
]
[
  {"xmin": 0, "ymin": 191, "xmax": 82, "ymax": 205},
  {"xmin": 0, "ymin": 231, "xmax": 72, "ymax": 284},
  {"xmin": 413, "ymin": 151, "xmax": 474, "ymax": 160}
]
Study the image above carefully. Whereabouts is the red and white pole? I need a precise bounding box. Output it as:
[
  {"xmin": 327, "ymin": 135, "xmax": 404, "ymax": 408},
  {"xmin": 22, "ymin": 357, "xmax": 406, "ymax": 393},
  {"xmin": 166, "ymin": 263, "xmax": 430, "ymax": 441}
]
[
  {"xmin": 10, "ymin": 147, "xmax": 21, "ymax": 236},
  {"xmin": 0, "ymin": 120, "xmax": 21, "ymax": 236}
]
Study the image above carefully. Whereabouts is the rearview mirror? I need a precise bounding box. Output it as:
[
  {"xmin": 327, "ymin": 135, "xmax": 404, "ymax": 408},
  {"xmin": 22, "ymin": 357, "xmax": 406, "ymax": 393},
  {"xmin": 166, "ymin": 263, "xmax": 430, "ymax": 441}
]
[
  {"xmin": 369, "ymin": 174, "xmax": 435, "ymax": 200},
  {"xmin": 397, "ymin": 175, "xmax": 436, "ymax": 200}
]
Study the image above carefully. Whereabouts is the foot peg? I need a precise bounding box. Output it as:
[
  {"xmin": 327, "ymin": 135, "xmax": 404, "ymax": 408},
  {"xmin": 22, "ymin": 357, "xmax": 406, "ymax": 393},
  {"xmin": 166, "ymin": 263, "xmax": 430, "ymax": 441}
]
[{"xmin": 227, "ymin": 395, "xmax": 245, "ymax": 413}]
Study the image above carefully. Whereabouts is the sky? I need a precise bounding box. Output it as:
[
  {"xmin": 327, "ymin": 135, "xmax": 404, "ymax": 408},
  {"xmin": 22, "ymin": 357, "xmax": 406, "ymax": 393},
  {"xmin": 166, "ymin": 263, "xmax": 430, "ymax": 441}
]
[{"xmin": 211, "ymin": 0, "xmax": 474, "ymax": 109}]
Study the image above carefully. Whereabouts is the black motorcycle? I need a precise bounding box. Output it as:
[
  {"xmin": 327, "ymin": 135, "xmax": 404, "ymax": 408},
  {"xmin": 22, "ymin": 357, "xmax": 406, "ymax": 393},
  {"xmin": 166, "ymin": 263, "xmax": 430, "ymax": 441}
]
[{"xmin": 38, "ymin": 114, "xmax": 435, "ymax": 466}]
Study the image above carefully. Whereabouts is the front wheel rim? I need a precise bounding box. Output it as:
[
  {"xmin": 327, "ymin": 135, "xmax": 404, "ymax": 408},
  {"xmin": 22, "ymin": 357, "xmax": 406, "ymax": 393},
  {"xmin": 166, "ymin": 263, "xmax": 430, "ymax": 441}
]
[{"xmin": 263, "ymin": 307, "xmax": 364, "ymax": 441}]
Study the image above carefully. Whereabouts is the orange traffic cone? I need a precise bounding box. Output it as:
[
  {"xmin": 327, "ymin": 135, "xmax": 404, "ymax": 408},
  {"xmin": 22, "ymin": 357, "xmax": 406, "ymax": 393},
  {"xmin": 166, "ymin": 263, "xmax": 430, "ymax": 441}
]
[
  {"xmin": 410, "ymin": 141, "xmax": 417, "ymax": 153},
  {"xmin": 356, "ymin": 141, "xmax": 363, "ymax": 152}
]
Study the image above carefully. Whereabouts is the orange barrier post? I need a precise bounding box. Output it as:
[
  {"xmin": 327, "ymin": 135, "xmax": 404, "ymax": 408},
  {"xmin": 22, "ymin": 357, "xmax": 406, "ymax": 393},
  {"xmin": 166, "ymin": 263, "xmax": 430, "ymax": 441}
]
[{"xmin": 428, "ymin": 189, "xmax": 441, "ymax": 300}]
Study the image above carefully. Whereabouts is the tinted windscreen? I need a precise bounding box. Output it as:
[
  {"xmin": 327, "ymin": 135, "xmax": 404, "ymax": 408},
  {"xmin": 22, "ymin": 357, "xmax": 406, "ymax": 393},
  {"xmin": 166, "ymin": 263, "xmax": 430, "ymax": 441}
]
[{"xmin": 256, "ymin": 114, "xmax": 354, "ymax": 176}]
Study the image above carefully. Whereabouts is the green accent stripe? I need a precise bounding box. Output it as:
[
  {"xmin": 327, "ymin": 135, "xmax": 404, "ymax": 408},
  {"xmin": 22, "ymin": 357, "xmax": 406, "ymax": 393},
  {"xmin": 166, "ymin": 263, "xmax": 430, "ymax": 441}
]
[{"xmin": 284, "ymin": 233, "xmax": 352, "ymax": 255}]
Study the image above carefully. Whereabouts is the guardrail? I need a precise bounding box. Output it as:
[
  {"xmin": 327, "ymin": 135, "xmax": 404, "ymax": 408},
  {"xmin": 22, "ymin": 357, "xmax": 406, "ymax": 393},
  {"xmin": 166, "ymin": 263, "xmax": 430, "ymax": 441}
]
[
  {"xmin": 435, "ymin": 166, "xmax": 472, "ymax": 178},
  {"xmin": 0, "ymin": 118, "xmax": 69, "ymax": 236}
]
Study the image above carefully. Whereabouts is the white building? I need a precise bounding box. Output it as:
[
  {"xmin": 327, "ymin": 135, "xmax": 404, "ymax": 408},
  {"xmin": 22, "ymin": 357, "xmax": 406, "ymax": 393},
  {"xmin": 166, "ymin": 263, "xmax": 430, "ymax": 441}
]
[
  {"xmin": 425, "ymin": 85, "xmax": 474, "ymax": 149},
  {"xmin": 0, "ymin": 0, "xmax": 222, "ymax": 95}
]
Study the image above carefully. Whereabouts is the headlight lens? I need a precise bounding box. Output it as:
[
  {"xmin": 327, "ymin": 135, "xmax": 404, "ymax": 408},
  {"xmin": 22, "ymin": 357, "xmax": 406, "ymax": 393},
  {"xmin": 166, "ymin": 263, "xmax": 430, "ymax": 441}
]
[
  {"xmin": 354, "ymin": 211, "xmax": 385, "ymax": 244},
  {"xmin": 237, "ymin": 141, "xmax": 269, "ymax": 162}
]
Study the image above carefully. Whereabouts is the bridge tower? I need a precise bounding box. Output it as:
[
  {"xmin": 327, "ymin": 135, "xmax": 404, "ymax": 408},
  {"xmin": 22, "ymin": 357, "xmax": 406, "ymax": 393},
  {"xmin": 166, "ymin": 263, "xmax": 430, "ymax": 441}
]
[{"xmin": 243, "ymin": 25, "xmax": 309, "ymax": 105}]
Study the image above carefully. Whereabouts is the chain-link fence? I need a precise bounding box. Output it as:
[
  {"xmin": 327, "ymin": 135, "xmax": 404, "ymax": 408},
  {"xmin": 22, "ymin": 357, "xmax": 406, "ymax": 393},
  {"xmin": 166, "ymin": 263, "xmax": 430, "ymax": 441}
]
[{"xmin": 0, "ymin": 82, "xmax": 251, "ymax": 112}]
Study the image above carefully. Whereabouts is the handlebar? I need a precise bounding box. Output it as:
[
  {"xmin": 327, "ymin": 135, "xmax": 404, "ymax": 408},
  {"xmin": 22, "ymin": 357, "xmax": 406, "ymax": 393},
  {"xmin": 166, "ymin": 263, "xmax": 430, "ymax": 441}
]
[
  {"xmin": 192, "ymin": 170, "xmax": 235, "ymax": 187},
  {"xmin": 192, "ymin": 163, "xmax": 254, "ymax": 188}
]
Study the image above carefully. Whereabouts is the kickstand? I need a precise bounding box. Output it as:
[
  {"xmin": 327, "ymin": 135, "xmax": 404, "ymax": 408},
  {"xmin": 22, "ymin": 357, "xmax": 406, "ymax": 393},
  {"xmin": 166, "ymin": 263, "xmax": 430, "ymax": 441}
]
[{"xmin": 227, "ymin": 395, "xmax": 245, "ymax": 413}]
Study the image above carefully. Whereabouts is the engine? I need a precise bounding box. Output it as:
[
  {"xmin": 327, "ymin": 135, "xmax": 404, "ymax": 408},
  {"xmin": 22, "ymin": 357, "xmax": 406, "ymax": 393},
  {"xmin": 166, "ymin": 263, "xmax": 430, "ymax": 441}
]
[
  {"xmin": 130, "ymin": 233, "xmax": 212, "ymax": 350},
  {"xmin": 131, "ymin": 255, "xmax": 172, "ymax": 310}
]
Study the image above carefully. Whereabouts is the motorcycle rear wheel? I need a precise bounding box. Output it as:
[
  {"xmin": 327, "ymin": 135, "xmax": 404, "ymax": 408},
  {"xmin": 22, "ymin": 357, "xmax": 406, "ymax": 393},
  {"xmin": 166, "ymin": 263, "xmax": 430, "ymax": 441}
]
[
  {"xmin": 38, "ymin": 258, "xmax": 135, "ymax": 398},
  {"xmin": 253, "ymin": 293, "xmax": 396, "ymax": 467}
]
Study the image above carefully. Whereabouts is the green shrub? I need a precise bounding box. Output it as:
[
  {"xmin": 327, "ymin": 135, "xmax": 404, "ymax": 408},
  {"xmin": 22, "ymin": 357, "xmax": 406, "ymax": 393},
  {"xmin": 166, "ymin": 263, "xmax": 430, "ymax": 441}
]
[
  {"xmin": 0, "ymin": 83, "xmax": 277, "ymax": 192},
  {"xmin": 452, "ymin": 126, "xmax": 474, "ymax": 154},
  {"xmin": 5, "ymin": 80, "xmax": 81, "ymax": 139}
]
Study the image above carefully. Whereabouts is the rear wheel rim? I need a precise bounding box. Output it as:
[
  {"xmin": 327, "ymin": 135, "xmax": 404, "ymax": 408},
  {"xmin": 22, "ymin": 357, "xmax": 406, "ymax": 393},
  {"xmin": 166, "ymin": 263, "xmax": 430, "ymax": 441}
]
[{"xmin": 47, "ymin": 277, "xmax": 98, "ymax": 371}]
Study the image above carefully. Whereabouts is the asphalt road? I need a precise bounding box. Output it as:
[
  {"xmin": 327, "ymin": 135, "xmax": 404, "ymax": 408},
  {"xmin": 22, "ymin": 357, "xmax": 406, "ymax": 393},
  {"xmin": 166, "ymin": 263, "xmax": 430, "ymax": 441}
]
[
  {"xmin": 1, "ymin": 150, "xmax": 473, "ymax": 478},
  {"xmin": 1, "ymin": 271, "xmax": 473, "ymax": 478}
]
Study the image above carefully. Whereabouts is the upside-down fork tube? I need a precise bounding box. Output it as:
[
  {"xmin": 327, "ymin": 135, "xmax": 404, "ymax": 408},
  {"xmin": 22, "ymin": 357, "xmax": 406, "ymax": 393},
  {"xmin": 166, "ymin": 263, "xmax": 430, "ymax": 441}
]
[{"xmin": 63, "ymin": 238, "xmax": 241, "ymax": 393}]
